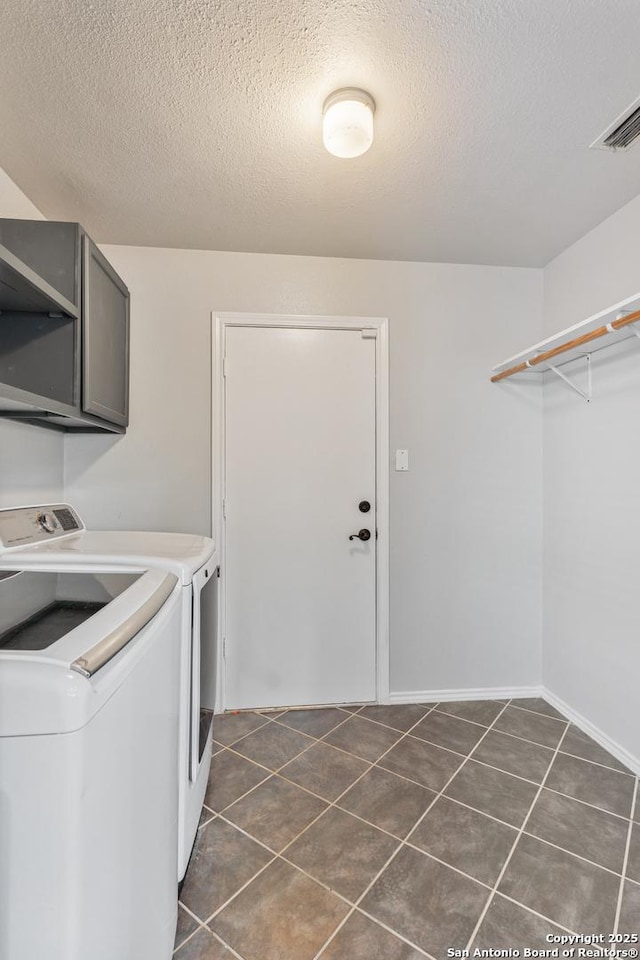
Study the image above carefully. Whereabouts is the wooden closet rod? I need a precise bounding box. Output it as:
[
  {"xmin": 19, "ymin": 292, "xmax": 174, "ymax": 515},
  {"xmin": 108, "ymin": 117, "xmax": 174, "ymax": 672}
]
[{"xmin": 491, "ymin": 308, "xmax": 640, "ymax": 383}]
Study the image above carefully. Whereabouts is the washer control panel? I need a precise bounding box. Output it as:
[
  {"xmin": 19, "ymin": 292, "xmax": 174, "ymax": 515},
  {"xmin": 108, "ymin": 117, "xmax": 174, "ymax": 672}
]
[{"xmin": 0, "ymin": 504, "xmax": 84, "ymax": 551}]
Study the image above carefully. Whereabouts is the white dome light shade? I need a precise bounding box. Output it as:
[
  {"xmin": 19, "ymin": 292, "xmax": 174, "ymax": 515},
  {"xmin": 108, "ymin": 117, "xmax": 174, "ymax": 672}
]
[{"xmin": 323, "ymin": 89, "xmax": 375, "ymax": 159}]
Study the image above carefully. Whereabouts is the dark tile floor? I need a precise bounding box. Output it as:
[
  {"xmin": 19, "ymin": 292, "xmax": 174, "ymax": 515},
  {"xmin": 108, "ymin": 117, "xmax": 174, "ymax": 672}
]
[{"xmin": 175, "ymin": 698, "xmax": 639, "ymax": 959}]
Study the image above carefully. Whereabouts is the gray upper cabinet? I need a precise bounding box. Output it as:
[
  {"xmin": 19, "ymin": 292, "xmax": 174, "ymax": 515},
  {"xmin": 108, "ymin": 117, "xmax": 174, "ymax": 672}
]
[
  {"xmin": 82, "ymin": 237, "xmax": 129, "ymax": 427},
  {"xmin": 0, "ymin": 219, "xmax": 130, "ymax": 433}
]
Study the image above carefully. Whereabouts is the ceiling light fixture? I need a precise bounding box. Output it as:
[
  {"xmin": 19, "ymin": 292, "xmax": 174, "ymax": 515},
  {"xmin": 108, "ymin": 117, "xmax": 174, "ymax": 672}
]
[{"xmin": 322, "ymin": 88, "xmax": 375, "ymax": 159}]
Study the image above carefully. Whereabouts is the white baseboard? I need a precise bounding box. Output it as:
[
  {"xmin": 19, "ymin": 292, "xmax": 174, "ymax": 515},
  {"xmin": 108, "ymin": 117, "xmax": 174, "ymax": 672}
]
[
  {"xmin": 542, "ymin": 687, "xmax": 640, "ymax": 777},
  {"xmin": 388, "ymin": 685, "xmax": 542, "ymax": 705}
]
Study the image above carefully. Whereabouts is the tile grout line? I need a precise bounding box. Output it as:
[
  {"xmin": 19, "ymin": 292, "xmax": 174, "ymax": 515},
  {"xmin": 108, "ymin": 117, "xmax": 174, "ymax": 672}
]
[
  {"xmin": 202, "ymin": 704, "xmax": 442, "ymax": 940},
  {"xmin": 311, "ymin": 699, "xmax": 519, "ymax": 959},
  {"xmin": 315, "ymin": 712, "xmax": 632, "ymax": 790},
  {"xmin": 272, "ymin": 737, "xmax": 633, "ymax": 825},
  {"xmin": 434, "ymin": 702, "xmax": 566, "ymax": 729},
  {"xmin": 173, "ymin": 920, "xmax": 248, "ymax": 960},
  {"xmin": 371, "ymin": 750, "xmax": 631, "ymax": 824},
  {"xmin": 188, "ymin": 717, "xmax": 363, "ymax": 933},
  {"xmin": 271, "ymin": 710, "xmax": 356, "ymax": 737},
  {"xmin": 202, "ymin": 851, "xmax": 280, "ymax": 927},
  {"xmin": 211, "ymin": 701, "xmax": 598, "ymax": 959},
  {"xmin": 326, "ymin": 704, "xmax": 560, "ymax": 759},
  {"xmin": 231, "ymin": 707, "xmax": 355, "ymax": 767},
  {"xmin": 173, "ymin": 914, "xmax": 205, "ymax": 956},
  {"xmin": 211, "ymin": 712, "xmax": 274, "ymax": 747},
  {"xmin": 444, "ymin": 751, "xmax": 552, "ymax": 785},
  {"xmin": 204, "ymin": 705, "xmax": 438, "ymax": 952},
  {"xmin": 417, "ymin": 707, "xmax": 491, "ymax": 729},
  {"xmin": 308, "ymin": 704, "xmax": 452, "ymax": 960},
  {"xmin": 202, "ymin": 707, "xmax": 440, "ymax": 947},
  {"xmin": 218, "ymin": 763, "xmax": 628, "ymax": 904},
  {"xmin": 540, "ymin": 784, "xmax": 634, "ymax": 821},
  {"xmin": 472, "ymin": 723, "xmax": 634, "ymax": 777},
  {"xmin": 493, "ymin": 893, "xmax": 579, "ymax": 936},
  {"xmin": 208, "ymin": 713, "xmax": 356, "ymax": 812},
  {"xmin": 191, "ymin": 700, "xmax": 626, "ymax": 960},
  {"xmin": 207, "ymin": 706, "xmax": 628, "ymax": 865},
  {"xmin": 426, "ymin": 750, "xmax": 634, "ymax": 819},
  {"xmin": 221, "ymin": 704, "xmax": 363, "ymax": 755},
  {"xmin": 404, "ymin": 826, "xmax": 627, "ymax": 882},
  {"xmin": 273, "ymin": 704, "xmax": 439, "ymax": 860},
  {"xmin": 556, "ymin": 749, "xmax": 634, "ymax": 778},
  {"xmin": 207, "ymin": 760, "xmax": 272, "ymax": 811},
  {"xmin": 216, "ymin": 708, "xmax": 632, "ymax": 820},
  {"xmin": 173, "ymin": 925, "xmax": 202, "ymax": 956},
  {"xmin": 175, "ymin": 923, "xmax": 248, "ymax": 960},
  {"xmin": 464, "ymin": 719, "xmax": 574, "ymax": 950},
  {"xmin": 212, "ymin": 706, "xmax": 389, "ymax": 821},
  {"xmin": 272, "ymin": 706, "xmax": 435, "ymax": 742},
  {"xmin": 177, "ymin": 901, "xmax": 203, "ymax": 926},
  {"xmin": 613, "ymin": 774, "xmax": 639, "ymax": 934},
  {"xmin": 351, "ymin": 908, "xmax": 437, "ymax": 960},
  {"xmin": 208, "ymin": 929, "xmax": 248, "ymax": 959},
  {"xmin": 275, "ymin": 717, "xmax": 635, "ymax": 830},
  {"xmin": 516, "ymin": 830, "xmax": 627, "ymax": 879},
  {"xmin": 219, "ymin": 704, "xmax": 633, "ymax": 777},
  {"xmin": 210, "ymin": 712, "xmax": 395, "ymax": 824},
  {"xmin": 199, "ymin": 701, "xmax": 627, "ymax": 958},
  {"xmin": 503, "ymin": 703, "xmax": 566, "ymax": 721}
]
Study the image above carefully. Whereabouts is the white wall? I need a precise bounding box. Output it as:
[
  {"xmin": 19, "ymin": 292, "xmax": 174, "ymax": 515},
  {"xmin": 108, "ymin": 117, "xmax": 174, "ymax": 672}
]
[
  {"xmin": 543, "ymin": 193, "xmax": 640, "ymax": 763},
  {"xmin": 0, "ymin": 170, "xmax": 65, "ymax": 508},
  {"xmin": 64, "ymin": 247, "xmax": 543, "ymax": 697}
]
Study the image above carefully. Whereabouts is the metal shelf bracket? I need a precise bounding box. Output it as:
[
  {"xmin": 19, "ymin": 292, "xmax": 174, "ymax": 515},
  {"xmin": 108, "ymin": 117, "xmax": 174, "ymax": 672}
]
[{"xmin": 547, "ymin": 354, "xmax": 592, "ymax": 402}]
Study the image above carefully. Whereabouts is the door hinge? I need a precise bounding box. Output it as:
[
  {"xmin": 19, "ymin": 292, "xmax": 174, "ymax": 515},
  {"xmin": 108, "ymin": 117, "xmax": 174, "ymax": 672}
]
[
  {"xmin": 222, "ymin": 498, "xmax": 227, "ymax": 520},
  {"xmin": 222, "ymin": 637, "xmax": 227, "ymax": 659},
  {"xmin": 361, "ymin": 328, "xmax": 377, "ymax": 339},
  {"xmin": 222, "ymin": 356, "xmax": 228, "ymax": 377}
]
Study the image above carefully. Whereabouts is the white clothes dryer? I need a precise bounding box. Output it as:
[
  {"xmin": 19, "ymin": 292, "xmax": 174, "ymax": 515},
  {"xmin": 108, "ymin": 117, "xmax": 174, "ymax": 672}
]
[{"xmin": 0, "ymin": 503, "xmax": 217, "ymax": 881}]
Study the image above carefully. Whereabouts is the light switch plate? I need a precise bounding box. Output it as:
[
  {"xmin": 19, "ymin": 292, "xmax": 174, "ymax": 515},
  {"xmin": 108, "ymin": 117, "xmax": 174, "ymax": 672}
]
[{"xmin": 395, "ymin": 449, "xmax": 409, "ymax": 471}]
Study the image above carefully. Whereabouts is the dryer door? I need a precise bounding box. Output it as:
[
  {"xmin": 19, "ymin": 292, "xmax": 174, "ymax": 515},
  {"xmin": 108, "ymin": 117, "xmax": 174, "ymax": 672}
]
[{"xmin": 190, "ymin": 558, "xmax": 217, "ymax": 781}]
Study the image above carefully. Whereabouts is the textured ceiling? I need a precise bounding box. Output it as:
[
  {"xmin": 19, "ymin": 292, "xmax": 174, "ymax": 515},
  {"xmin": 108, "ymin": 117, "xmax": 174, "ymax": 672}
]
[{"xmin": 1, "ymin": 0, "xmax": 640, "ymax": 266}]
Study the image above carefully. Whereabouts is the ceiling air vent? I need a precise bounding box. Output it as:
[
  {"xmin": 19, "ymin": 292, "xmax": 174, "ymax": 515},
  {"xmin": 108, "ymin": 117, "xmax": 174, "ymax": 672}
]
[{"xmin": 591, "ymin": 94, "xmax": 640, "ymax": 151}]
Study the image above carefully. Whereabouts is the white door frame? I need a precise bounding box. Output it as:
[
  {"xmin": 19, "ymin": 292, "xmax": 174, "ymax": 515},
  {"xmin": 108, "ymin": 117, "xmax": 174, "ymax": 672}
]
[{"xmin": 212, "ymin": 312, "xmax": 390, "ymax": 712}]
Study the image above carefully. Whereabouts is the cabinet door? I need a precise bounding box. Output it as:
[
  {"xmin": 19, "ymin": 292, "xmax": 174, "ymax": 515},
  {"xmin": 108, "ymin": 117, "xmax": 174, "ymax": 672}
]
[{"xmin": 82, "ymin": 236, "xmax": 130, "ymax": 426}]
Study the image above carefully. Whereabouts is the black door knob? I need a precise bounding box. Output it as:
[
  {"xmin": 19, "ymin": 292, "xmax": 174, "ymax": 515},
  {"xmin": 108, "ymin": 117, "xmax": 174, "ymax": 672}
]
[
  {"xmin": 358, "ymin": 500, "xmax": 371, "ymax": 513},
  {"xmin": 348, "ymin": 529, "xmax": 371, "ymax": 542}
]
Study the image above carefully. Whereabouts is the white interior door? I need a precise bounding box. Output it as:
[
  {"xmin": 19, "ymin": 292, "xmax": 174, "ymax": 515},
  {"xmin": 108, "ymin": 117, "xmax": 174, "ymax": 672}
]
[{"xmin": 224, "ymin": 324, "xmax": 377, "ymax": 710}]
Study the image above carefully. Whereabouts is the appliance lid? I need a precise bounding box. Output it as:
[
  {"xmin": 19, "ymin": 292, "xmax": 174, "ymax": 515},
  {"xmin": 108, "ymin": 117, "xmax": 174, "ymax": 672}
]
[
  {"xmin": 0, "ymin": 505, "xmax": 214, "ymax": 583},
  {"xmin": 0, "ymin": 569, "xmax": 141, "ymax": 653},
  {"xmin": 0, "ymin": 566, "xmax": 179, "ymax": 736}
]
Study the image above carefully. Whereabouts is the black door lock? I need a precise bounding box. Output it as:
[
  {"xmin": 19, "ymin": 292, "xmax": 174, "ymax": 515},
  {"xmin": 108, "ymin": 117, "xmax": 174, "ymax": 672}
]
[
  {"xmin": 358, "ymin": 500, "xmax": 371, "ymax": 513},
  {"xmin": 348, "ymin": 529, "xmax": 371, "ymax": 542}
]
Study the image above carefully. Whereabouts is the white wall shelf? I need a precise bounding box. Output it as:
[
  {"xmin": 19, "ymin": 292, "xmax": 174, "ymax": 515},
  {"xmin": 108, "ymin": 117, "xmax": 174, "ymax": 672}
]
[{"xmin": 491, "ymin": 291, "xmax": 640, "ymax": 401}]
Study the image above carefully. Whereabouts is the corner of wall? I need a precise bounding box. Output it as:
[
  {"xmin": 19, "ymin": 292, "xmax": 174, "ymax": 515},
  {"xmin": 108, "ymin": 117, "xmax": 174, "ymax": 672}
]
[
  {"xmin": 0, "ymin": 166, "xmax": 65, "ymax": 507},
  {"xmin": 541, "ymin": 187, "xmax": 640, "ymax": 763}
]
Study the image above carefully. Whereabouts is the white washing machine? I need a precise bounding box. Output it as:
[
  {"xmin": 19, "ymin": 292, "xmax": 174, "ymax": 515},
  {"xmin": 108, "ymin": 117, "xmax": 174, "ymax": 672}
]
[
  {"xmin": 0, "ymin": 504, "xmax": 217, "ymax": 881},
  {"xmin": 0, "ymin": 561, "xmax": 182, "ymax": 960}
]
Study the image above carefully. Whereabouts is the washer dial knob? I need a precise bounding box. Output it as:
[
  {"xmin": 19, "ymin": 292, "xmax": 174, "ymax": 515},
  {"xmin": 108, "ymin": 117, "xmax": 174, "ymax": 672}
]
[{"xmin": 36, "ymin": 512, "xmax": 56, "ymax": 534}]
